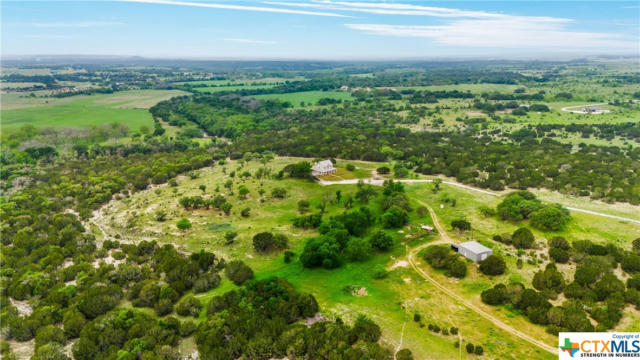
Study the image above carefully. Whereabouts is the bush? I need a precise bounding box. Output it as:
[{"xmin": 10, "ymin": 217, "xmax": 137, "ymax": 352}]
[
  {"xmin": 176, "ymin": 295, "xmax": 201, "ymax": 317},
  {"xmin": 345, "ymin": 237, "xmax": 372, "ymax": 261},
  {"xmin": 180, "ymin": 320, "xmax": 197, "ymax": 337},
  {"xmin": 479, "ymin": 255, "xmax": 506, "ymax": 276},
  {"xmin": 530, "ymin": 205, "xmax": 570, "ymax": 231},
  {"xmin": 549, "ymin": 236, "xmax": 570, "ymax": 250},
  {"xmin": 622, "ymin": 254, "xmax": 640, "ymax": 273},
  {"xmin": 284, "ymin": 251, "xmax": 295, "ymax": 263},
  {"xmin": 32, "ymin": 343, "xmax": 70, "ymax": 360},
  {"xmin": 377, "ymin": 166, "xmax": 390, "ymax": 174},
  {"xmin": 253, "ymin": 232, "xmax": 275, "ymax": 253},
  {"xmin": 549, "ymin": 247, "xmax": 570, "ymax": 263},
  {"xmin": 154, "ymin": 298, "xmax": 174, "ymax": 316},
  {"xmin": 62, "ymin": 310, "xmax": 86, "ymax": 338},
  {"xmin": 466, "ymin": 343, "xmax": 475, "ymax": 353},
  {"xmin": 176, "ymin": 218, "xmax": 192, "ymax": 230},
  {"xmin": 225, "ymin": 260, "xmax": 254, "ymax": 285},
  {"xmin": 240, "ymin": 207, "xmax": 251, "ymax": 217},
  {"xmin": 512, "ymin": 227, "xmax": 535, "ymax": 249},
  {"xmin": 372, "ymin": 264, "xmax": 388, "ymax": 279},
  {"xmin": 475, "ymin": 345, "xmax": 484, "ymax": 355},
  {"xmin": 35, "ymin": 325, "xmax": 66, "ymax": 349},
  {"xmin": 272, "ymin": 187, "xmax": 287, "ymax": 198},
  {"xmin": 369, "ymin": 230, "xmax": 394, "ymax": 251},
  {"xmin": 381, "ymin": 206, "xmax": 408, "ymax": 228},
  {"xmin": 396, "ymin": 349, "xmax": 414, "ymax": 360},
  {"xmin": 451, "ymin": 219, "xmax": 471, "ymax": 231},
  {"xmin": 346, "ymin": 164, "xmax": 356, "ymax": 171},
  {"xmin": 352, "ymin": 315, "xmax": 381, "ymax": 342}
]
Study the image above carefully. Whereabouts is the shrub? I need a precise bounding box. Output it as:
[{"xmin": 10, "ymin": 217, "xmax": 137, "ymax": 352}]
[
  {"xmin": 479, "ymin": 255, "xmax": 506, "ymax": 276},
  {"xmin": 346, "ymin": 164, "xmax": 356, "ymax": 171},
  {"xmin": 176, "ymin": 218, "xmax": 192, "ymax": 230},
  {"xmin": 381, "ymin": 206, "xmax": 408, "ymax": 228},
  {"xmin": 530, "ymin": 205, "xmax": 570, "ymax": 231},
  {"xmin": 475, "ymin": 345, "xmax": 484, "ymax": 355},
  {"xmin": 345, "ymin": 237, "xmax": 372, "ymax": 262},
  {"xmin": 272, "ymin": 187, "xmax": 287, "ymax": 198},
  {"xmin": 372, "ymin": 264, "xmax": 388, "ymax": 279},
  {"xmin": 549, "ymin": 236, "xmax": 570, "ymax": 250},
  {"xmin": 466, "ymin": 343, "xmax": 475, "ymax": 353},
  {"xmin": 549, "ymin": 247, "xmax": 570, "ymax": 263},
  {"xmin": 35, "ymin": 325, "xmax": 66, "ymax": 349},
  {"xmin": 284, "ymin": 251, "xmax": 295, "ymax": 263},
  {"xmin": 512, "ymin": 227, "xmax": 534, "ymax": 249},
  {"xmin": 240, "ymin": 207, "xmax": 251, "ymax": 217},
  {"xmin": 451, "ymin": 219, "xmax": 471, "ymax": 231},
  {"xmin": 352, "ymin": 315, "xmax": 381, "ymax": 342},
  {"xmin": 225, "ymin": 260, "xmax": 254, "ymax": 285},
  {"xmin": 396, "ymin": 349, "xmax": 414, "ymax": 360},
  {"xmin": 369, "ymin": 230, "xmax": 394, "ymax": 251},
  {"xmin": 175, "ymin": 295, "xmax": 201, "ymax": 317},
  {"xmin": 377, "ymin": 166, "xmax": 390, "ymax": 174}
]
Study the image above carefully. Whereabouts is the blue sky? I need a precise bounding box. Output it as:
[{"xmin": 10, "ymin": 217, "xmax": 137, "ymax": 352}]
[{"xmin": 2, "ymin": 1, "xmax": 639, "ymax": 59}]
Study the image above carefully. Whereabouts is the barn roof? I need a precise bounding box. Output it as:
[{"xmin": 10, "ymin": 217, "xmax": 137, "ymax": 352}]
[{"xmin": 458, "ymin": 241, "xmax": 491, "ymax": 254}]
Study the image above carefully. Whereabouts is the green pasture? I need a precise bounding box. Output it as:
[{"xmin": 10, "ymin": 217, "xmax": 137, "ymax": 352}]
[{"xmin": 1, "ymin": 90, "xmax": 186, "ymax": 130}]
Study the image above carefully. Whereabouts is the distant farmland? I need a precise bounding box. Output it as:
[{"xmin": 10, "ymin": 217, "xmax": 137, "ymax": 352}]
[
  {"xmin": 253, "ymin": 90, "xmax": 353, "ymax": 107},
  {"xmin": 1, "ymin": 90, "xmax": 186, "ymax": 130}
]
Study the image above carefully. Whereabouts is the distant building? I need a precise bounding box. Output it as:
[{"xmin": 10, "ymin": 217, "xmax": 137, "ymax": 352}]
[
  {"xmin": 340, "ymin": 85, "xmax": 349, "ymax": 91},
  {"xmin": 420, "ymin": 224, "xmax": 434, "ymax": 232},
  {"xmin": 312, "ymin": 160, "xmax": 337, "ymax": 176},
  {"xmin": 452, "ymin": 241, "xmax": 493, "ymax": 262}
]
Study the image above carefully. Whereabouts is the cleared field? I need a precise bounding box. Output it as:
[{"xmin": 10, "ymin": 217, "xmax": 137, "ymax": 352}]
[
  {"xmin": 253, "ymin": 90, "xmax": 353, "ymax": 106},
  {"xmin": 176, "ymin": 76, "xmax": 306, "ymax": 86},
  {"xmin": 1, "ymin": 90, "xmax": 187, "ymax": 130}
]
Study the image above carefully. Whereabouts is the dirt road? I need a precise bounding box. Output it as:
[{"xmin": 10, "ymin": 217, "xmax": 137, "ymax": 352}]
[
  {"xmin": 409, "ymin": 200, "xmax": 557, "ymax": 355},
  {"xmin": 319, "ymin": 178, "xmax": 640, "ymax": 224}
]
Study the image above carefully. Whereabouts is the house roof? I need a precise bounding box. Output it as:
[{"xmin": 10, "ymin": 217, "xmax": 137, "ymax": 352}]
[
  {"xmin": 312, "ymin": 160, "xmax": 335, "ymax": 171},
  {"xmin": 458, "ymin": 241, "xmax": 491, "ymax": 254}
]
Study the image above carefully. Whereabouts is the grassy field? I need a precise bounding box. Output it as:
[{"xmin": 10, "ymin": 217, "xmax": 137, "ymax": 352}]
[
  {"xmin": 90, "ymin": 156, "xmax": 640, "ymax": 358},
  {"xmin": 253, "ymin": 90, "xmax": 353, "ymax": 107},
  {"xmin": 1, "ymin": 90, "xmax": 187, "ymax": 130}
]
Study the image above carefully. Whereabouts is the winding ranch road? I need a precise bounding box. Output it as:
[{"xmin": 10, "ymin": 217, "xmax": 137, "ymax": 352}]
[
  {"xmin": 318, "ymin": 178, "xmax": 640, "ymax": 225},
  {"xmin": 409, "ymin": 201, "xmax": 557, "ymax": 355},
  {"xmin": 318, "ymin": 177, "xmax": 638, "ymax": 354}
]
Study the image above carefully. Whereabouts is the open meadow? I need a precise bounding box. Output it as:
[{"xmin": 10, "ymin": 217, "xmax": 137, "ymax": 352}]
[{"xmin": 1, "ymin": 89, "xmax": 187, "ymax": 130}]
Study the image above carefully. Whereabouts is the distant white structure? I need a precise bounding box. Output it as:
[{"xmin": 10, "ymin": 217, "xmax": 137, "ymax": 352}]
[
  {"xmin": 452, "ymin": 241, "xmax": 493, "ymax": 262},
  {"xmin": 312, "ymin": 160, "xmax": 337, "ymax": 177},
  {"xmin": 340, "ymin": 85, "xmax": 349, "ymax": 91},
  {"xmin": 420, "ymin": 224, "xmax": 434, "ymax": 232},
  {"xmin": 561, "ymin": 103, "xmax": 610, "ymax": 114}
]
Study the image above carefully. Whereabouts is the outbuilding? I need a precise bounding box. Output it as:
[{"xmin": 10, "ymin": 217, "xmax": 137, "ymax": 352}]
[{"xmin": 455, "ymin": 241, "xmax": 492, "ymax": 262}]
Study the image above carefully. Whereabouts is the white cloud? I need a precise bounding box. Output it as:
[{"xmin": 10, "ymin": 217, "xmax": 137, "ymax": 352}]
[
  {"xmin": 267, "ymin": 0, "xmax": 565, "ymax": 21},
  {"xmin": 345, "ymin": 20, "xmax": 637, "ymax": 50},
  {"xmin": 224, "ymin": 38, "xmax": 277, "ymax": 45},
  {"xmin": 121, "ymin": 0, "xmax": 347, "ymax": 17},
  {"xmin": 29, "ymin": 21, "xmax": 124, "ymax": 28}
]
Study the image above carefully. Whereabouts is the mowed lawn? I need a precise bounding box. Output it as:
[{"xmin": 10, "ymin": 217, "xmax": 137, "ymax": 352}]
[
  {"xmin": 1, "ymin": 90, "xmax": 186, "ymax": 130},
  {"xmin": 253, "ymin": 90, "xmax": 353, "ymax": 107}
]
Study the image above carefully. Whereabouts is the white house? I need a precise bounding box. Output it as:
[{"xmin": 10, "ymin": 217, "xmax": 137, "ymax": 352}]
[{"xmin": 312, "ymin": 160, "xmax": 337, "ymax": 176}]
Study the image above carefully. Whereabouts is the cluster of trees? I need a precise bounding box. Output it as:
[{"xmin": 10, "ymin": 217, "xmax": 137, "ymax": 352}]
[
  {"xmin": 179, "ymin": 194, "xmax": 233, "ymax": 214},
  {"xmin": 252, "ymin": 232, "xmax": 288, "ymax": 253},
  {"xmin": 482, "ymin": 235, "xmax": 640, "ymax": 334},
  {"xmin": 496, "ymin": 191, "xmax": 571, "ymax": 231},
  {"xmin": 197, "ymin": 277, "xmax": 394, "ymax": 359},
  {"xmin": 420, "ymin": 245, "xmax": 467, "ymax": 278}
]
